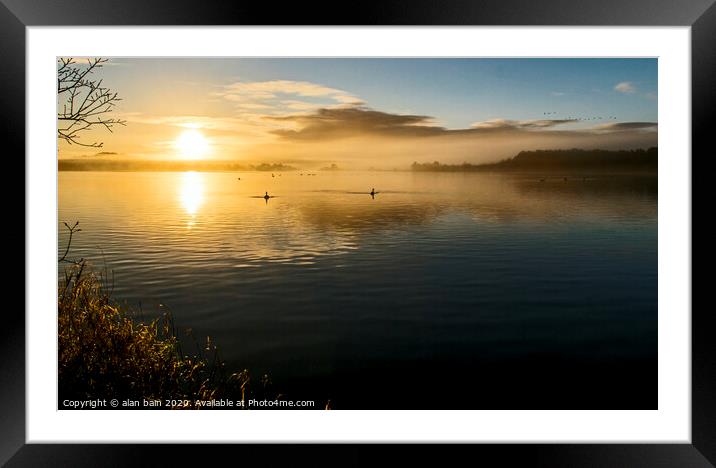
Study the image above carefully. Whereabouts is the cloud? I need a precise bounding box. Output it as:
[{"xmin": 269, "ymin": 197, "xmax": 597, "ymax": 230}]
[
  {"xmin": 268, "ymin": 107, "xmax": 444, "ymax": 140},
  {"xmin": 269, "ymin": 107, "xmax": 658, "ymax": 142},
  {"xmin": 470, "ymin": 118, "xmax": 575, "ymax": 130},
  {"xmin": 281, "ymin": 100, "xmax": 326, "ymax": 111},
  {"xmin": 215, "ymin": 80, "xmax": 364, "ymax": 113},
  {"xmin": 614, "ymin": 81, "xmax": 636, "ymax": 93},
  {"xmin": 593, "ymin": 122, "xmax": 657, "ymax": 132},
  {"xmin": 550, "ymin": 91, "xmax": 566, "ymax": 96},
  {"xmin": 269, "ymin": 109, "xmax": 586, "ymax": 141}
]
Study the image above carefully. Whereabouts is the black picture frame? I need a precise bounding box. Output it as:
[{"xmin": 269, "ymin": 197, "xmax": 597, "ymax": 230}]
[{"xmin": 5, "ymin": 0, "xmax": 711, "ymax": 465}]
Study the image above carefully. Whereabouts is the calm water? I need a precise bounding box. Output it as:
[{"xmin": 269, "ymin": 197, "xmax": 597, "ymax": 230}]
[{"xmin": 58, "ymin": 170, "xmax": 657, "ymax": 409}]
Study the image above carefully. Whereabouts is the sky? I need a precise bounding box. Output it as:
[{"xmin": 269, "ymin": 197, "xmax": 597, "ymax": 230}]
[{"xmin": 57, "ymin": 58, "xmax": 658, "ymax": 168}]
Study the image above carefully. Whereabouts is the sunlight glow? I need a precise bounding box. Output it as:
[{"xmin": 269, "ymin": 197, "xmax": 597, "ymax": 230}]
[
  {"xmin": 174, "ymin": 129, "xmax": 210, "ymax": 160},
  {"xmin": 179, "ymin": 171, "xmax": 205, "ymax": 218}
]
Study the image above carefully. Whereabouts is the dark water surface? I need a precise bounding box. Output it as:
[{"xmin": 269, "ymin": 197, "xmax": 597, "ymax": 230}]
[{"xmin": 59, "ymin": 170, "xmax": 657, "ymax": 409}]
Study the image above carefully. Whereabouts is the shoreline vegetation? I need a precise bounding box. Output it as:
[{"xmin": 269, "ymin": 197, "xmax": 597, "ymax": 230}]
[
  {"xmin": 58, "ymin": 148, "xmax": 657, "ymax": 173},
  {"xmin": 58, "ymin": 160, "xmax": 296, "ymax": 172},
  {"xmin": 58, "ymin": 223, "xmax": 312, "ymax": 410},
  {"xmin": 59, "ymin": 259, "xmax": 251, "ymax": 408},
  {"xmin": 411, "ymin": 147, "xmax": 657, "ymax": 173}
]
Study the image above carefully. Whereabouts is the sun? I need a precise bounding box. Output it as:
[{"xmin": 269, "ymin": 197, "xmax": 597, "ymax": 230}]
[{"xmin": 174, "ymin": 129, "xmax": 210, "ymax": 159}]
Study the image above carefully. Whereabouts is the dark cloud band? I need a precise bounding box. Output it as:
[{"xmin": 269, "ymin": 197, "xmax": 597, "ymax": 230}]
[{"xmin": 269, "ymin": 107, "xmax": 657, "ymax": 141}]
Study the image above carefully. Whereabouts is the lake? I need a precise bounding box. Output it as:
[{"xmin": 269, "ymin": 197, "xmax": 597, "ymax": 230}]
[{"xmin": 58, "ymin": 170, "xmax": 657, "ymax": 409}]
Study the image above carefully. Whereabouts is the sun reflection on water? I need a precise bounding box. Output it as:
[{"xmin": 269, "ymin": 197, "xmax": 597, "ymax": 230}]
[{"xmin": 179, "ymin": 171, "xmax": 205, "ymax": 223}]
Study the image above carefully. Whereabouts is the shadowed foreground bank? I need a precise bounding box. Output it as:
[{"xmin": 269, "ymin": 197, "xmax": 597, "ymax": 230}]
[{"xmin": 58, "ymin": 260, "xmax": 298, "ymax": 409}]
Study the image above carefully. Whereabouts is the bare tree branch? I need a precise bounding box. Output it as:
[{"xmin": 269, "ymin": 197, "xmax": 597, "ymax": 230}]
[
  {"xmin": 57, "ymin": 57, "xmax": 126, "ymax": 148},
  {"xmin": 59, "ymin": 221, "xmax": 83, "ymax": 264}
]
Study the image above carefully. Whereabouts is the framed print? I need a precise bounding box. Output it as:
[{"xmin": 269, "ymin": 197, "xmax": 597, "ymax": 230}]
[{"xmin": 6, "ymin": 0, "xmax": 713, "ymax": 465}]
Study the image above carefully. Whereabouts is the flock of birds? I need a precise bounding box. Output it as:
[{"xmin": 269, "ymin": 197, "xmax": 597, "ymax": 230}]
[{"xmin": 543, "ymin": 111, "xmax": 618, "ymax": 121}]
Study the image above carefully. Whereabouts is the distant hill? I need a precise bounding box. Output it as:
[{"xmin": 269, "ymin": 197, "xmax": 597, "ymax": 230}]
[
  {"xmin": 58, "ymin": 159, "xmax": 296, "ymax": 172},
  {"xmin": 411, "ymin": 147, "xmax": 657, "ymax": 172}
]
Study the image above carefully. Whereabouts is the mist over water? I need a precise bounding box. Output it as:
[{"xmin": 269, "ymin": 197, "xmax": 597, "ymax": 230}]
[{"xmin": 58, "ymin": 170, "xmax": 657, "ymax": 409}]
